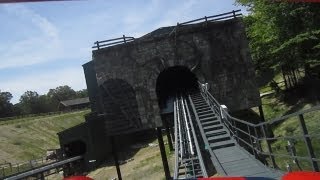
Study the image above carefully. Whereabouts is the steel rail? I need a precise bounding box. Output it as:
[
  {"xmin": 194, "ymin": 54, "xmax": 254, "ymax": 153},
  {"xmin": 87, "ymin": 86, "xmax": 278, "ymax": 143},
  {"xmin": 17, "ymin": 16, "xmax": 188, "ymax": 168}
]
[
  {"xmin": 173, "ymin": 100, "xmax": 179, "ymax": 179},
  {"xmin": 177, "ymin": 98, "xmax": 183, "ymax": 159},
  {"xmin": 181, "ymin": 96, "xmax": 194, "ymax": 156},
  {"xmin": 4, "ymin": 156, "xmax": 83, "ymax": 180}
]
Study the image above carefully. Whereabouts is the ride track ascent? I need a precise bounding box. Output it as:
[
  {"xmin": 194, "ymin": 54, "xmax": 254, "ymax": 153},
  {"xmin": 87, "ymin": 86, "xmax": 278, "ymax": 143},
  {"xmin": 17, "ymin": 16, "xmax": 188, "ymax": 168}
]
[{"xmin": 173, "ymin": 86, "xmax": 284, "ymax": 179}]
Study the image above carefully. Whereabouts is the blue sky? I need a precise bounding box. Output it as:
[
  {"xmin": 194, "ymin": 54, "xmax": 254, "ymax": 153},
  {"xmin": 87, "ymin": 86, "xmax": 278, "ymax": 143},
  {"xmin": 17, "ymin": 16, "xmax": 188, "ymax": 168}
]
[{"xmin": 0, "ymin": 0, "xmax": 246, "ymax": 103}]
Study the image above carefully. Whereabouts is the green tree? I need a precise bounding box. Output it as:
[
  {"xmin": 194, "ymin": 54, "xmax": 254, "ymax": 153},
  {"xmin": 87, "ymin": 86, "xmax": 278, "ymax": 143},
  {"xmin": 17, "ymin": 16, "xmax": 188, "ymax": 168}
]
[
  {"xmin": 75, "ymin": 89, "xmax": 88, "ymax": 98},
  {"xmin": 47, "ymin": 85, "xmax": 77, "ymax": 110},
  {"xmin": 0, "ymin": 91, "xmax": 14, "ymax": 118},
  {"xmin": 19, "ymin": 91, "xmax": 40, "ymax": 114},
  {"xmin": 236, "ymin": 0, "xmax": 320, "ymax": 73}
]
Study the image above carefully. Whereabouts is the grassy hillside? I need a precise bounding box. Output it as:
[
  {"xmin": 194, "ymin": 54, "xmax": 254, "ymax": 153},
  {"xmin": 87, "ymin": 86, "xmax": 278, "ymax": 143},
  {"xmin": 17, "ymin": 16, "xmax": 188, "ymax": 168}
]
[
  {"xmin": 87, "ymin": 135, "xmax": 175, "ymax": 180},
  {"xmin": 256, "ymin": 94, "xmax": 320, "ymax": 171},
  {"xmin": 252, "ymin": 72, "xmax": 320, "ymax": 171},
  {"xmin": 0, "ymin": 110, "xmax": 89, "ymax": 164}
]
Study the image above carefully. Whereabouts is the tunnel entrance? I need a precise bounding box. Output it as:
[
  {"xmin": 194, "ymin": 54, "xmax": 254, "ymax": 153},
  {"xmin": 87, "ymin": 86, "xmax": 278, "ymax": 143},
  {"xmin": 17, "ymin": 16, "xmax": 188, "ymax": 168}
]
[
  {"xmin": 64, "ymin": 140, "xmax": 87, "ymax": 157},
  {"xmin": 156, "ymin": 66, "xmax": 198, "ymax": 112}
]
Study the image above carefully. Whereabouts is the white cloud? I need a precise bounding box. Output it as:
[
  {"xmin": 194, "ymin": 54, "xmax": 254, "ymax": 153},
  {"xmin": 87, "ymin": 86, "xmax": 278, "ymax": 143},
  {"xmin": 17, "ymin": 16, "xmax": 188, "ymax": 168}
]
[
  {"xmin": 3, "ymin": 4, "xmax": 59, "ymax": 39},
  {"xmin": 0, "ymin": 0, "xmax": 246, "ymax": 104},
  {"xmin": 0, "ymin": 4, "xmax": 63, "ymax": 69},
  {"xmin": 1, "ymin": 67, "xmax": 86, "ymax": 104},
  {"xmin": 153, "ymin": 0, "xmax": 198, "ymax": 28}
]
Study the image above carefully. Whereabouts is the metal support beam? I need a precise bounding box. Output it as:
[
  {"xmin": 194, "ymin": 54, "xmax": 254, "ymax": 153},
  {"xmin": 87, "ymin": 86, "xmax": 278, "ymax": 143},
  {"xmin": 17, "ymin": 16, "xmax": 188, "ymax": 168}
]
[
  {"xmin": 170, "ymin": 125, "xmax": 175, "ymax": 142},
  {"xmin": 163, "ymin": 117, "xmax": 174, "ymax": 151},
  {"xmin": 157, "ymin": 127, "xmax": 171, "ymax": 180},
  {"xmin": 110, "ymin": 136, "xmax": 122, "ymax": 180},
  {"xmin": 299, "ymin": 114, "xmax": 319, "ymax": 171},
  {"xmin": 258, "ymin": 105, "xmax": 265, "ymax": 122},
  {"xmin": 261, "ymin": 125, "xmax": 277, "ymax": 168},
  {"xmin": 40, "ymin": 173, "xmax": 45, "ymax": 180}
]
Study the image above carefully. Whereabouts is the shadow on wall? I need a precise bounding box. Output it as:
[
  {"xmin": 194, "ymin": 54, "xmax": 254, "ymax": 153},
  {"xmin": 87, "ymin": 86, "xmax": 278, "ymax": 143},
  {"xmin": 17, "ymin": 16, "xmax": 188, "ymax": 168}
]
[{"xmin": 100, "ymin": 79, "xmax": 142, "ymax": 134}]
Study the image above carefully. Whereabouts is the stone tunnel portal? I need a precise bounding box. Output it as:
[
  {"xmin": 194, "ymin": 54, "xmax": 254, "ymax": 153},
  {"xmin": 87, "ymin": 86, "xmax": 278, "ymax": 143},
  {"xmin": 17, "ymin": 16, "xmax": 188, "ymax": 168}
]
[
  {"xmin": 156, "ymin": 66, "xmax": 198, "ymax": 113},
  {"xmin": 64, "ymin": 140, "xmax": 87, "ymax": 157}
]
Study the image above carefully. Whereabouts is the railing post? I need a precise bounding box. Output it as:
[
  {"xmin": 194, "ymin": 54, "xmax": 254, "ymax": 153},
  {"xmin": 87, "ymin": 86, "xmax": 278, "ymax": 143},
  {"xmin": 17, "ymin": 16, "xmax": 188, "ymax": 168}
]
[
  {"xmin": 286, "ymin": 162, "xmax": 292, "ymax": 172},
  {"xmin": 204, "ymin": 16, "xmax": 208, "ymax": 27},
  {"xmin": 157, "ymin": 127, "xmax": 171, "ymax": 180},
  {"xmin": 232, "ymin": 119, "xmax": 239, "ymax": 143},
  {"xmin": 286, "ymin": 139, "xmax": 302, "ymax": 170},
  {"xmin": 232, "ymin": 10, "xmax": 236, "ymax": 18},
  {"xmin": 95, "ymin": 41, "xmax": 100, "ymax": 50},
  {"xmin": 163, "ymin": 117, "xmax": 174, "ymax": 151},
  {"xmin": 123, "ymin": 35, "xmax": 127, "ymax": 43},
  {"xmin": 247, "ymin": 125, "xmax": 256, "ymax": 157},
  {"xmin": 253, "ymin": 126, "xmax": 264, "ymax": 162},
  {"xmin": 299, "ymin": 114, "xmax": 319, "ymax": 171},
  {"xmin": 258, "ymin": 105, "xmax": 265, "ymax": 122},
  {"xmin": 253, "ymin": 127, "xmax": 261, "ymax": 151},
  {"xmin": 110, "ymin": 136, "xmax": 122, "ymax": 180},
  {"xmin": 261, "ymin": 125, "xmax": 277, "ymax": 168}
]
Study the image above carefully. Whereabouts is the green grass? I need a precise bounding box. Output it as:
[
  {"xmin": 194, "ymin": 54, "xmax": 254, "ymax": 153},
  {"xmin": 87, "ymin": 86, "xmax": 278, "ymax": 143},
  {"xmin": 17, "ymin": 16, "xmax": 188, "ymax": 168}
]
[
  {"xmin": 254, "ymin": 72, "xmax": 320, "ymax": 171},
  {"xmin": 0, "ymin": 109, "xmax": 89, "ymax": 164},
  {"xmin": 88, "ymin": 133, "xmax": 174, "ymax": 180},
  {"xmin": 268, "ymin": 107, "xmax": 320, "ymax": 171}
]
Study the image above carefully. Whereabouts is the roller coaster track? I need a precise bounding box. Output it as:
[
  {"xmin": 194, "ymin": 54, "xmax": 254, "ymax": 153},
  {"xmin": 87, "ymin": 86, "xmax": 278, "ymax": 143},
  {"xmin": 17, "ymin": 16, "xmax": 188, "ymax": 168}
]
[
  {"xmin": 173, "ymin": 96, "xmax": 207, "ymax": 178},
  {"xmin": 173, "ymin": 82, "xmax": 320, "ymax": 179},
  {"xmin": 174, "ymin": 92, "xmax": 284, "ymax": 179}
]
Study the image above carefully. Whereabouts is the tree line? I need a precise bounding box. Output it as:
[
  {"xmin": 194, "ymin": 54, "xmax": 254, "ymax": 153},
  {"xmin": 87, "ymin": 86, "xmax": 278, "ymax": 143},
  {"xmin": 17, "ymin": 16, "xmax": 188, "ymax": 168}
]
[
  {"xmin": 0, "ymin": 85, "xmax": 88, "ymax": 118},
  {"xmin": 236, "ymin": 0, "xmax": 320, "ymax": 89}
]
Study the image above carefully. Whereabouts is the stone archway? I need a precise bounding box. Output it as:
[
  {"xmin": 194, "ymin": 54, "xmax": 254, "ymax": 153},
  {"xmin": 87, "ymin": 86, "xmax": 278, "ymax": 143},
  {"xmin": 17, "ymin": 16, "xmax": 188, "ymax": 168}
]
[
  {"xmin": 100, "ymin": 78, "xmax": 142, "ymax": 135},
  {"xmin": 155, "ymin": 66, "xmax": 198, "ymax": 112}
]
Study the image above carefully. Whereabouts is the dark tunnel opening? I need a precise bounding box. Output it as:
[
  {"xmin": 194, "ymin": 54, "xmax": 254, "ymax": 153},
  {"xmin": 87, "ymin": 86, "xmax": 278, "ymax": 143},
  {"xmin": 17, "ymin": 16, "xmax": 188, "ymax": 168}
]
[
  {"xmin": 156, "ymin": 66, "xmax": 198, "ymax": 110},
  {"xmin": 64, "ymin": 140, "xmax": 87, "ymax": 157}
]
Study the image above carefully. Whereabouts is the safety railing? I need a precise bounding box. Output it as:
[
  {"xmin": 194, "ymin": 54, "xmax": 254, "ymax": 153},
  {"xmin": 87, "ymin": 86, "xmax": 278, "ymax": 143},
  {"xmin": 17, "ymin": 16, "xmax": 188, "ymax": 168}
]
[
  {"xmin": 169, "ymin": 10, "xmax": 242, "ymax": 36},
  {"xmin": 179, "ymin": 9, "xmax": 242, "ymax": 26},
  {"xmin": 3, "ymin": 156, "xmax": 83, "ymax": 180},
  {"xmin": 0, "ymin": 157, "xmax": 52, "ymax": 178},
  {"xmin": 92, "ymin": 10, "xmax": 241, "ymax": 50},
  {"xmin": 92, "ymin": 35, "xmax": 135, "ymax": 50},
  {"xmin": 198, "ymin": 82, "xmax": 320, "ymax": 172}
]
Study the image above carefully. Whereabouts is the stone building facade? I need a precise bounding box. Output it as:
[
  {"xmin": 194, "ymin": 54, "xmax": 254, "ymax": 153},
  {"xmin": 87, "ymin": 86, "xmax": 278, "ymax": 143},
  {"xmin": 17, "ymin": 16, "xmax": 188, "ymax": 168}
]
[{"xmin": 92, "ymin": 17, "xmax": 260, "ymax": 132}]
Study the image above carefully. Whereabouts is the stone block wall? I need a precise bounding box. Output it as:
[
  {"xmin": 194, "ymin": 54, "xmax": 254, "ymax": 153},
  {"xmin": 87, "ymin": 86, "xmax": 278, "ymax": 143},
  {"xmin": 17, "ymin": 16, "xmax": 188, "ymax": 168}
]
[{"xmin": 92, "ymin": 17, "xmax": 261, "ymax": 130}]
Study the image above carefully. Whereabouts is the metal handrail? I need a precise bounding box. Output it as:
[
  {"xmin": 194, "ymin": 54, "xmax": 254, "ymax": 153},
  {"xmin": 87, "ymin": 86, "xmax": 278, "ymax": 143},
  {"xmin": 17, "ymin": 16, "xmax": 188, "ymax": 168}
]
[
  {"xmin": 180, "ymin": 10, "xmax": 241, "ymax": 26},
  {"xmin": 4, "ymin": 156, "xmax": 83, "ymax": 180},
  {"xmin": 169, "ymin": 10, "xmax": 242, "ymax": 37},
  {"xmin": 92, "ymin": 35, "xmax": 135, "ymax": 49},
  {"xmin": 198, "ymin": 81, "xmax": 320, "ymax": 172}
]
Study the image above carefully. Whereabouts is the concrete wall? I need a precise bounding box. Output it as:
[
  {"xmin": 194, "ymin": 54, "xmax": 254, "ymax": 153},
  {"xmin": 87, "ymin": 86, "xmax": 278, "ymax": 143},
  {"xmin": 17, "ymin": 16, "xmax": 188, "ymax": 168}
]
[{"xmin": 92, "ymin": 17, "xmax": 260, "ymax": 130}]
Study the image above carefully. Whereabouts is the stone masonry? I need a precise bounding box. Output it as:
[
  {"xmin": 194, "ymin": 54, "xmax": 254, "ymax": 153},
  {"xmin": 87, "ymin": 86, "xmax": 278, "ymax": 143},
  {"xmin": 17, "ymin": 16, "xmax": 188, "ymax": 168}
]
[{"xmin": 92, "ymin": 17, "xmax": 261, "ymax": 129}]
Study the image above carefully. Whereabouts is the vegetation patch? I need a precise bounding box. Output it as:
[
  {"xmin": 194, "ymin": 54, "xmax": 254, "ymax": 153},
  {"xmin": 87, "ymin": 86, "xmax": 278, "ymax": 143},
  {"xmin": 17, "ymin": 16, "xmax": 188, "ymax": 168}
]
[{"xmin": 0, "ymin": 110, "xmax": 88, "ymax": 164}]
